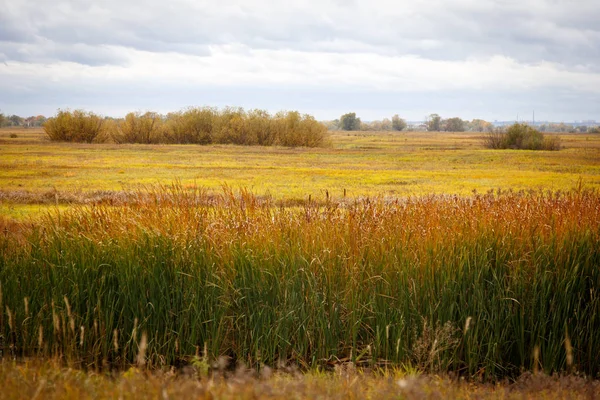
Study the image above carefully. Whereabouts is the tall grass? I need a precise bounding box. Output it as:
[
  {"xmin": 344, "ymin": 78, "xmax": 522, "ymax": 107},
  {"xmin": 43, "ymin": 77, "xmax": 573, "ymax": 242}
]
[{"xmin": 1, "ymin": 186, "xmax": 598, "ymax": 379}]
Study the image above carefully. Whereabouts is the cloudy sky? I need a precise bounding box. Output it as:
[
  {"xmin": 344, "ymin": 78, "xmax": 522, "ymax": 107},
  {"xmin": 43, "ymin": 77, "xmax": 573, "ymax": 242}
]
[{"xmin": 1, "ymin": 0, "xmax": 599, "ymax": 121}]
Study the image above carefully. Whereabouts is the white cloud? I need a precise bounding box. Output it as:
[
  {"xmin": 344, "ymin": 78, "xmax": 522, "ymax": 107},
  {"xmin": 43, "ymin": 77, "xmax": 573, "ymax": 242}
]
[
  {"xmin": 3, "ymin": 46, "xmax": 599, "ymax": 92},
  {"xmin": 1, "ymin": 0, "xmax": 599, "ymax": 120}
]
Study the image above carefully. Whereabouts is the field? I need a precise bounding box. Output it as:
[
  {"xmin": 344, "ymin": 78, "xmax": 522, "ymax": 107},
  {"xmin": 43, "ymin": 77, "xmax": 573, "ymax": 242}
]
[
  {"xmin": 1, "ymin": 128, "xmax": 599, "ymax": 211},
  {"xmin": 1, "ymin": 127, "xmax": 599, "ymax": 398}
]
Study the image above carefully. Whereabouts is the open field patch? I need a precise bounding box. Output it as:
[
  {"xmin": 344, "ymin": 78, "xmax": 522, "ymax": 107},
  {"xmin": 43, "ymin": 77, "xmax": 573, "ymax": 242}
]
[{"xmin": 0, "ymin": 129, "xmax": 598, "ymax": 208}]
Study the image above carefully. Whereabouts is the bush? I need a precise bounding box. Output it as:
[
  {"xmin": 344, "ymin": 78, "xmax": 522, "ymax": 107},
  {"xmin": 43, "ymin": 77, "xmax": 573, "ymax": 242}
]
[
  {"xmin": 247, "ymin": 109, "xmax": 276, "ymax": 146},
  {"xmin": 164, "ymin": 107, "xmax": 328, "ymax": 147},
  {"xmin": 46, "ymin": 107, "xmax": 329, "ymax": 147},
  {"xmin": 112, "ymin": 112, "xmax": 165, "ymax": 144},
  {"xmin": 44, "ymin": 110, "xmax": 106, "ymax": 143},
  {"xmin": 213, "ymin": 107, "xmax": 252, "ymax": 145},
  {"xmin": 484, "ymin": 123, "xmax": 560, "ymax": 150},
  {"xmin": 166, "ymin": 107, "xmax": 216, "ymax": 144},
  {"xmin": 276, "ymin": 112, "xmax": 328, "ymax": 147}
]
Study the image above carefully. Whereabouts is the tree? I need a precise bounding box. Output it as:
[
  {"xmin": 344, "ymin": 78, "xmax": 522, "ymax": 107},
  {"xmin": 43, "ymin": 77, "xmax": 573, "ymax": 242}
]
[
  {"xmin": 9, "ymin": 115, "xmax": 23, "ymax": 127},
  {"xmin": 391, "ymin": 114, "xmax": 407, "ymax": 131},
  {"xmin": 380, "ymin": 118, "xmax": 392, "ymax": 131},
  {"xmin": 443, "ymin": 117, "xmax": 465, "ymax": 132},
  {"xmin": 362, "ymin": 120, "xmax": 379, "ymax": 131},
  {"xmin": 33, "ymin": 115, "xmax": 47, "ymax": 127},
  {"xmin": 426, "ymin": 113, "xmax": 441, "ymax": 131},
  {"xmin": 322, "ymin": 119, "xmax": 340, "ymax": 130},
  {"xmin": 469, "ymin": 119, "xmax": 493, "ymax": 132},
  {"xmin": 0, "ymin": 112, "xmax": 4, "ymax": 127},
  {"xmin": 339, "ymin": 112, "xmax": 361, "ymax": 131}
]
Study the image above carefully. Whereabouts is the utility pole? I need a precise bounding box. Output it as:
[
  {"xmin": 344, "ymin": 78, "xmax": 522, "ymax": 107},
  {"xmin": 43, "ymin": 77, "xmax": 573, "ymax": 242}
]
[{"xmin": 533, "ymin": 110, "xmax": 535, "ymax": 126}]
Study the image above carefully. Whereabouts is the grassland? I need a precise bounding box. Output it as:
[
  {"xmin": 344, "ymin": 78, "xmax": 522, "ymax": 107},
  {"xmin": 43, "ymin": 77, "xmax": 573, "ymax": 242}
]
[
  {"xmin": 1, "ymin": 128, "xmax": 599, "ymax": 212},
  {"xmin": 1, "ymin": 127, "xmax": 599, "ymax": 397}
]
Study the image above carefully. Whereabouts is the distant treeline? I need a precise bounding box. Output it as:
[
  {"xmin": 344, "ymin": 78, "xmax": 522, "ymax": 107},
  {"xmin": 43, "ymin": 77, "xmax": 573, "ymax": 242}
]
[
  {"xmin": 42, "ymin": 107, "xmax": 328, "ymax": 147},
  {"xmin": 3, "ymin": 109, "xmax": 599, "ymax": 136},
  {"xmin": 323, "ymin": 112, "xmax": 600, "ymax": 133},
  {"xmin": 324, "ymin": 113, "xmax": 494, "ymax": 132}
]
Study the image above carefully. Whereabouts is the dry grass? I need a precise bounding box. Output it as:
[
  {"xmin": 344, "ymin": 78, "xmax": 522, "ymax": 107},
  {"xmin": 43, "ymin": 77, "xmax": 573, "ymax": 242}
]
[
  {"xmin": 1, "ymin": 185, "xmax": 598, "ymax": 379},
  {"xmin": 1, "ymin": 128, "xmax": 598, "ymax": 209},
  {"xmin": 0, "ymin": 361, "xmax": 598, "ymax": 400}
]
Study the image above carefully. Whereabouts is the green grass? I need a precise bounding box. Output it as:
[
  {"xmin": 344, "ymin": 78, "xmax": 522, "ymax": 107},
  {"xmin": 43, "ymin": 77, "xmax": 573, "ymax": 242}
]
[{"xmin": 1, "ymin": 186, "xmax": 598, "ymax": 380}]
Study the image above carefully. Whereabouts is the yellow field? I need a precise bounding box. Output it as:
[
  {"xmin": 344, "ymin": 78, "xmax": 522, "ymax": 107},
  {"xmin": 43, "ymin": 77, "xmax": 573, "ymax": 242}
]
[{"xmin": 1, "ymin": 128, "xmax": 598, "ymax": 216}]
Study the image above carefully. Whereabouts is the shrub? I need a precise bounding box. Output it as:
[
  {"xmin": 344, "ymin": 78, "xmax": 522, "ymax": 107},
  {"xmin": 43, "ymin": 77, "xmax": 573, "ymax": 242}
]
[
  {"xmin": 213, "ymin": 107, "xmax": 254, "ymax": 145},
  {"xmin": 484, "ymin": 123, "xmax": 560, "ymax": 150},
  {"xmin": 247, "ymin": 109, "xmax": 276, "ymax": 146},
  {"xmin": 46, "ymin": 107, "xmax": 328, "ymax": 147},
  {"xmin": 166, "ymin": 107, "xmax": 216, "ymax": 144},
  {"xmin": 112, "ymin": 112, "xmax": 165, "ymax": 144},
  {"xmin": 44, "ymin": 110, "xmax": 106, "ymax": 143},
  {"xmin": 282, "ymin": 112, "xmax": 328, "ymax": 147}
]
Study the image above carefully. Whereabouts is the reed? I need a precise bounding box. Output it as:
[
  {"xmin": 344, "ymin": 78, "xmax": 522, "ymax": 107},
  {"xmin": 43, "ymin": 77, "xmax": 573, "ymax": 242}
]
[{"xmin": 1, "ymin": 185, "xmax": 598, "ymax": 379}]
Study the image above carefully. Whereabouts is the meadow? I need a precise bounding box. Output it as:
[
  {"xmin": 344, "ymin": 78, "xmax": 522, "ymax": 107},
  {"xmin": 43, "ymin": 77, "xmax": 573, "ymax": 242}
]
[
  {"xmin": 1, "ymin": 127, "xmax": 599, "ymax": 397},
  {"xmin": 1, "ymin": 128, "xmax": 598, "ymax": 213}
]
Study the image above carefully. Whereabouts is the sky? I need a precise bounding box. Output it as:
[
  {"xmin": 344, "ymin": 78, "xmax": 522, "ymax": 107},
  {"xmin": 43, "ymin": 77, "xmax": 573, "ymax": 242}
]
[{"xmin": 1, "ymin": 0, "xmax": 599, "ymax": 122}]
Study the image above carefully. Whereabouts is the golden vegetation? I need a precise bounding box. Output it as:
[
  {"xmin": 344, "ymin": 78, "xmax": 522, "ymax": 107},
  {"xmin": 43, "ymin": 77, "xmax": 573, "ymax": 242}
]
[
  {"xmin": 1, "ymin": 185, "xmax": 598, "ymax": 379},
  {"xmin": 43, "ymin": 110, "xmax": 106, "ymax": 143},
  {"xmin": 43, "ymin": 108, "xmax": 329, "ymax": 147},
  {"xmin": 1, "ymin": 129, "xmax": 598, "ymax": 210},
  {"xmin": 1, "ymin": 361, "xmax": 598, "ymax": 400}
]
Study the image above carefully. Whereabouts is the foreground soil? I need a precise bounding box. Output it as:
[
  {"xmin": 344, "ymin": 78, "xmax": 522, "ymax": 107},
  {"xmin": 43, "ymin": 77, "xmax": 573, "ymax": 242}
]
[{"xmin": 1, "ymin": 362, "xmax": 598, "ymax": 400}]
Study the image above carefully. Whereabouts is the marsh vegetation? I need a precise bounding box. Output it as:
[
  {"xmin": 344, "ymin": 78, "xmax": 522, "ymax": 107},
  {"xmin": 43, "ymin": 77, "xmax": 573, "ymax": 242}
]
[{"xmin": 0, "ymin": 126, "xmax": 598, "ymax": 397}]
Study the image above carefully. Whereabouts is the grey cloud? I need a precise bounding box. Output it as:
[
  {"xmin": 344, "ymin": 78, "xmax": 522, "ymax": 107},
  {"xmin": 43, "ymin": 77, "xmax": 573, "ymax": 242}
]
[
  {"xmin": 0, "ymin": 15, "xmax": 35, "ymax": 43},
  {"xmin": 0, "ymin": 40, "xmax": 130, "ymax": 66},
  {"xmin": 4, "ymin": 0, "xmax": 599, "ymax": 67},
  {"xmin": 1, "ymin": 0, "xmax": 600, "ymax": 122},
  {"xmin": 2, "ymin": 76, "xmax": 598, "ymax": 123}
]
